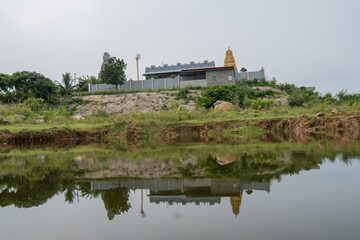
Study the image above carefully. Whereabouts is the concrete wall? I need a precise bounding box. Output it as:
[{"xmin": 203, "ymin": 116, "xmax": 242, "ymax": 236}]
[
  {"xmin": 180, "ymin": 79, "xmax": 207, "ymax": 88},
  {"xmin": 89, "ymin": 68, "xmax": 266, "ymax": 92},
  {"xmin": 206, "ymin": 69, "xmax": 235, "ymax": 87},
  {"xmin": 235, "ymin": 68, "xmax": 265, "ymax": 81},
  {"xmin": 89, "ymin": 77, "xmax": 179, "ymax": 92}
]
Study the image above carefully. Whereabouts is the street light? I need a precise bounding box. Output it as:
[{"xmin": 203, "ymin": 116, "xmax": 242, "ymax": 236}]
[{"xmin": 136, "ymin": 54, "xmax": 141, "ymax": 81}]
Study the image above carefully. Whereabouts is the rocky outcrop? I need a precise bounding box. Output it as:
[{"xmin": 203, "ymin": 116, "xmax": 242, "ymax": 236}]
[{"xmin": 214, "ymin": 101, "xmax": 233, "ymax": 111}]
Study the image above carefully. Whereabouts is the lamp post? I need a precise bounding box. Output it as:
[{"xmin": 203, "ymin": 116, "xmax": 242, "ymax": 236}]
[{"xmin": 136, "ymin": 54, "xmax": 141, "ymax": 80}]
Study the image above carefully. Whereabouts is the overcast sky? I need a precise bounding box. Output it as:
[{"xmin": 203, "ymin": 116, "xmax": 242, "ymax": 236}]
[{"xmin": 1, "ymin": 0, "xmax": 359, "ymax": 94}]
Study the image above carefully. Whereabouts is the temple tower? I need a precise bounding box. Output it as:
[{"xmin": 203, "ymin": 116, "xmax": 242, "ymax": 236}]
[
  {"xmin": 230, "ymin": 193, "xmax": 243, "ymax": 218},
  {"xmin": 224, "ymin": 47, "xmax": 238, "ymax": 71}
]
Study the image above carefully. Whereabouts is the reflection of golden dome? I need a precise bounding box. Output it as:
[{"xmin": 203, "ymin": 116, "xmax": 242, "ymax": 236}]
[
  {"xmin": 224, "ymin": 47, "xmax": 238, "ymax": 71},
  {"xmin": 230, "ymin": 193, "xmax": 243, "ymax": 217}
]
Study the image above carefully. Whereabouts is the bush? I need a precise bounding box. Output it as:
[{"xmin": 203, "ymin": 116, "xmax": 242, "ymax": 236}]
[
  {"xmin": 176, "ymin": 88, "xmax": 189, "ymax": 99},
  {"xmin": 23, "ymin": 97, "xmax": 45, "ymax": 112},
  {"xmin": 0, "ymin": 92, "xmax": 17, "ymax": 104},
  {"xmin": 196, "ymin": 85, "xmax": 245, "ymax": 108},
  {"xmin": 96, "ymin": 110, "xmax": 110, "ymax": 118},
  {"xmin": 250, "ymin": 99, "xmax": 274, "ymax": 110}
]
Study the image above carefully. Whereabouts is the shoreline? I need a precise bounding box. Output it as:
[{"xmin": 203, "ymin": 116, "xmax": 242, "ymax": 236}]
[{"xmin": 1, "ymin": 113, "xmax": 359, "ymax": 146}]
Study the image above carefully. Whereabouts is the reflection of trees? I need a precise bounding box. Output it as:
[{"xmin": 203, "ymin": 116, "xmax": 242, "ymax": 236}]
[
  {"xmin": 100, "ymin": 187, "xmax": 131, "ymax": 220},
  {"xmin": 0, "ymin": 174, "xmax": 131, "ymax": 220},
  {"xmin": 198, "ymin": 150, "xmax": 326, "ymax": 182},
  {"xmin": 0, "ymin": 175, "xmax": 62, "ymax": 208}
]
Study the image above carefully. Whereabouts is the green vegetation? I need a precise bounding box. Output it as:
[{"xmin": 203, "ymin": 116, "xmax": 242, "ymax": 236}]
[
  {"xmin": 77, "ymin": 75, "xmax": 100, "ymax": 92},
  {"xmin": 176, "ymin": 87, "xmax": 189, "ymax": 99},
  {"xmin": 196, "ymin": 85, "xmax": 245, "ymax": 108},
  {"xmin": 56, "ymin": 73, "xmax": 76, "ymax": 96},
  {"xmin": 99, "ymin": 56, "xmax": 127, "ymax": 86},
  {"xmin": 2, "ymin": 71, "xmax": 57, "ymax": 102},
  {"xmin": 0, "ymin": 75, "xmax": 359, "ymax": 134}
]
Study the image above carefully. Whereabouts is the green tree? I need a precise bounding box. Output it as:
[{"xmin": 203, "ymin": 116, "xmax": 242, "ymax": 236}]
[
  {"xmin": 0, "ymin": 73, "xmax": 11, "ymax": 92},
  {"xmin": 77, "ymin": 75, "xmax": 100, "ymax": 92},
  {"xmin": 57, "ymin": 73, "xmax": 76, "ymax": 96},
  {"xmin": 99, "ymin": 57, "xmax": 127, "ymax": 85},
  {"xmin": 10, "ymin": 71, "xmax": 57, "ymax": 101},
  {"xmin": 240, "ymin": 67, "xmax": 247, "ymax": 72},
  {"xmin": 101, "ymin": 187, "xmax": 131, "ymax": 220}
]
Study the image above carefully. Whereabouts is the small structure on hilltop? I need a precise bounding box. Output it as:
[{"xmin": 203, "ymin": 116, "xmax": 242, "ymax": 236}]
[
  {"xmin": 224, "ymin": 47, "xmax": 238, "ymax": 71},
  {"xmin": 143, "ymin": 60, "xmax": 216, "ymax": 79}
]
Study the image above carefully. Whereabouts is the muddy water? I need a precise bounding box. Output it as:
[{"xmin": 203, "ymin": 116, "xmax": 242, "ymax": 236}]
[{"xmin": 0, "ymin": 142, "xmax": 360, "ymax": 240}]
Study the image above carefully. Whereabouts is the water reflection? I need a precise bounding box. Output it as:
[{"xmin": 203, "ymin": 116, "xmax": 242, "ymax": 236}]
[
  {"xmin": 0, "ymin": 141, "xmax": 359, "ymax": 218},
  {"xmin": 91, "ymin": 178, "xmax": 270, "ymax": 219}
]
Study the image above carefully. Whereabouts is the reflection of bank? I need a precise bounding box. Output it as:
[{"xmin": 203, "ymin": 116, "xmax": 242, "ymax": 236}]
[{"xmin": 92, "ymin": 178, "xmax": 270, "ymax": 217}]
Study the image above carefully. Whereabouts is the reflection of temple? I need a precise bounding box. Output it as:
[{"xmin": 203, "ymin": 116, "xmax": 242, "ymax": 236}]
[{"xmin": 91, "ymin": 178, "xmax": 270, "ymax": 217}]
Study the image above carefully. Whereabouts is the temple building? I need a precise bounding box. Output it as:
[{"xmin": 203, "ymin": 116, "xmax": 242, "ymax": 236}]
[
  {"xmin": 143, "ymin": 60, "xmax": 215, "ymax": 79},
  {"xmin": 224, "ymin": 47, "xmax": 238, "ymax": 71},
  {"xmin": 89, "ymin": 49, "xmax": 266, "ymax": 92}
]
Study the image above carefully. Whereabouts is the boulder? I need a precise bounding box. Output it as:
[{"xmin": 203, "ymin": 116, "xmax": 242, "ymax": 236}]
[
  {"xmin": 73, "ymin": 113, "xmax": 85, "ymax": 120},
  {"xmin": 3, "ymin": 115, "xmax": 25, "ymax": 123},
  {"xmin": 216, "ymin": 154, "xmax": 236, "ymax": 165},
  {"xmin": 317, "ymin": 112, "xmax": 325, "ymax": 117},
  {"xmin": 15, "ymin": 115, "xmax": 25, "ymax": 121},
  {"xmin": 35, "ymin": 119, "xmax": 45, "ymax": 124},
  {"xmin": 214, "ymin": 101, "xmax": 233, "ymax": 112},
  {"xmin": 331, "ymin": 109, "xmax": 338, "ymax": 115}
]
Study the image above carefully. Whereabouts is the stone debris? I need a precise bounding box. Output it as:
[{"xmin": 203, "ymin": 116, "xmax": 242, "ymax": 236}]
[
  {"xmin": 214, "ymin": 101, "xmax": 233, "ymax": 111},
  {"xmin": 317, "ymin": 112, "xmax": 325, "ymax": 117},
  {"xmin": 73, "ymin": 113, "xmax": 85, "ymax": 120}
]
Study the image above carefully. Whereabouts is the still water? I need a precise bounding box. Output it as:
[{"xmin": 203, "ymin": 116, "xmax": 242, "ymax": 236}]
[{"xmin": 0, "ymin": 142, "xmax": 360, "ymax": 240}]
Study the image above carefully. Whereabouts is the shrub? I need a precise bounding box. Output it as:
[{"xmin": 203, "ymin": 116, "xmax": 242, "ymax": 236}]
[
  {"xmin": 96, "ymin": 110, "xmax": 110, "ymax": 118},
  {"xmin": 196, "ymin": 85, "xmax": 245, "ymax": 108},
  {"xmin": 176, "ymin": 88, "xmax": 189, "ymax": 99},
  {"xmin": 161, "ymin": 104, "xmax": 169, "ymax": 111},
  {"xmin": 23, "ymin": 97, "xmax": 45, "ymax": 112},
  {"xmin": 250, "ymin": 99, "xmax": 274, "ymax": 110}
]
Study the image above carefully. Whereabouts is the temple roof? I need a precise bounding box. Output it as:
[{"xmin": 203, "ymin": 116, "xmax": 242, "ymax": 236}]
[
  {"xmin": 224, "ymin": 47, "xmax": 238, "ymax": 71},
  {"xmin": 144, "ymin": 60, "xmax": 215, "ymax": 76}
]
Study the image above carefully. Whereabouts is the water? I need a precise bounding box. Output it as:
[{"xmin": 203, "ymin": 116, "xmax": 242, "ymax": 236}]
[{"xmin": 0, "ymin": 142, "xmax": 360, "ymax": 240}]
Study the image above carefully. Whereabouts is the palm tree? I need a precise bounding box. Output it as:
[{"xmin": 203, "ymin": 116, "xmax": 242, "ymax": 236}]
[{"xmin": 57, "ymin": 73, "xmax": 76, "ymax": 96}]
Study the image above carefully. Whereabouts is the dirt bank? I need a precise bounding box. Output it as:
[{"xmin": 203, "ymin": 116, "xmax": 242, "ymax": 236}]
[
  {"xmin": 131, "ymin": 113, "xmax": 360, "ymax": 145},
  {"xmin": 0, "ymin": 128, "xmax": 110, "ymax": 145},
  {"xmin": 0, "ymin": 113, "xmax": 359, "ymax": 146}
]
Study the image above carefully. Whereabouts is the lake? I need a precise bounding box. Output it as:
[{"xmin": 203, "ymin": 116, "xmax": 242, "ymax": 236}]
[{"xmin": 0, "ymin": 141, "xmax": 359, "ymax": 240}]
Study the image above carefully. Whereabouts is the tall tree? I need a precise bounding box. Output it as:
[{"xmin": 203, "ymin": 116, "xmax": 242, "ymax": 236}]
[
  {"xmin": 0, "ymin": 73, "xmax": 11, "ymax": 92},
  {"xmin": 10, "ymin": 71, "xmax": 57, "ymax": 101},
  {"xmin": 99, "ymin": 57, "xmax": 127, "ymax": 86},
  {"xmin": 57, "ymin": 73, "xmax": 76, "ymax": 96}
]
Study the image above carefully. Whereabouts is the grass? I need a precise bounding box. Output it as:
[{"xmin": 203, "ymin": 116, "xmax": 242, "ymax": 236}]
[
  {"xmin": 1, "ymin": 101, "xmax": 359, "ymax": 134},
  {"xmin": 0, "ymin": 121, "xmax": 111, "ymax": 133}
]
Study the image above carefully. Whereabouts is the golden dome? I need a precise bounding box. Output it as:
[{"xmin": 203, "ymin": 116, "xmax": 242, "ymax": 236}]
[
  {"xmin": 230, "ymin": 193, "xmax": 243, "ymax": 217},
  {"xmin": 224, "ymin": 47, "xmax": 238, "ymax": 71}
]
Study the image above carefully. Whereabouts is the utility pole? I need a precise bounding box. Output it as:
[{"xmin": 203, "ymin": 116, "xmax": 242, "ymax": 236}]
[{"xmin": 136, "ymin": 54, "xmax": 141, "ymax": 80}]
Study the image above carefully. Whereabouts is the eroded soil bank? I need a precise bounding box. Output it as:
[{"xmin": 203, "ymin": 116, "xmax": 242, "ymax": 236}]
[
  {"xmin": 0, "ymin": 113, "xmax": 359, "ymax": 146},
  {"xmin": 129, "ymin": 113, "xmax": 360, "ymax": 146},
  {"xmin": 0, "ymin": 128, "xmax": 110, "ymax": 145}
]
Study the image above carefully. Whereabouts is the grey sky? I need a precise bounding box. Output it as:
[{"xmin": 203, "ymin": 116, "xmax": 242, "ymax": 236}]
[{"xmin": 1, "ymin": 0, "xmax": 359, "ymax": 94}]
